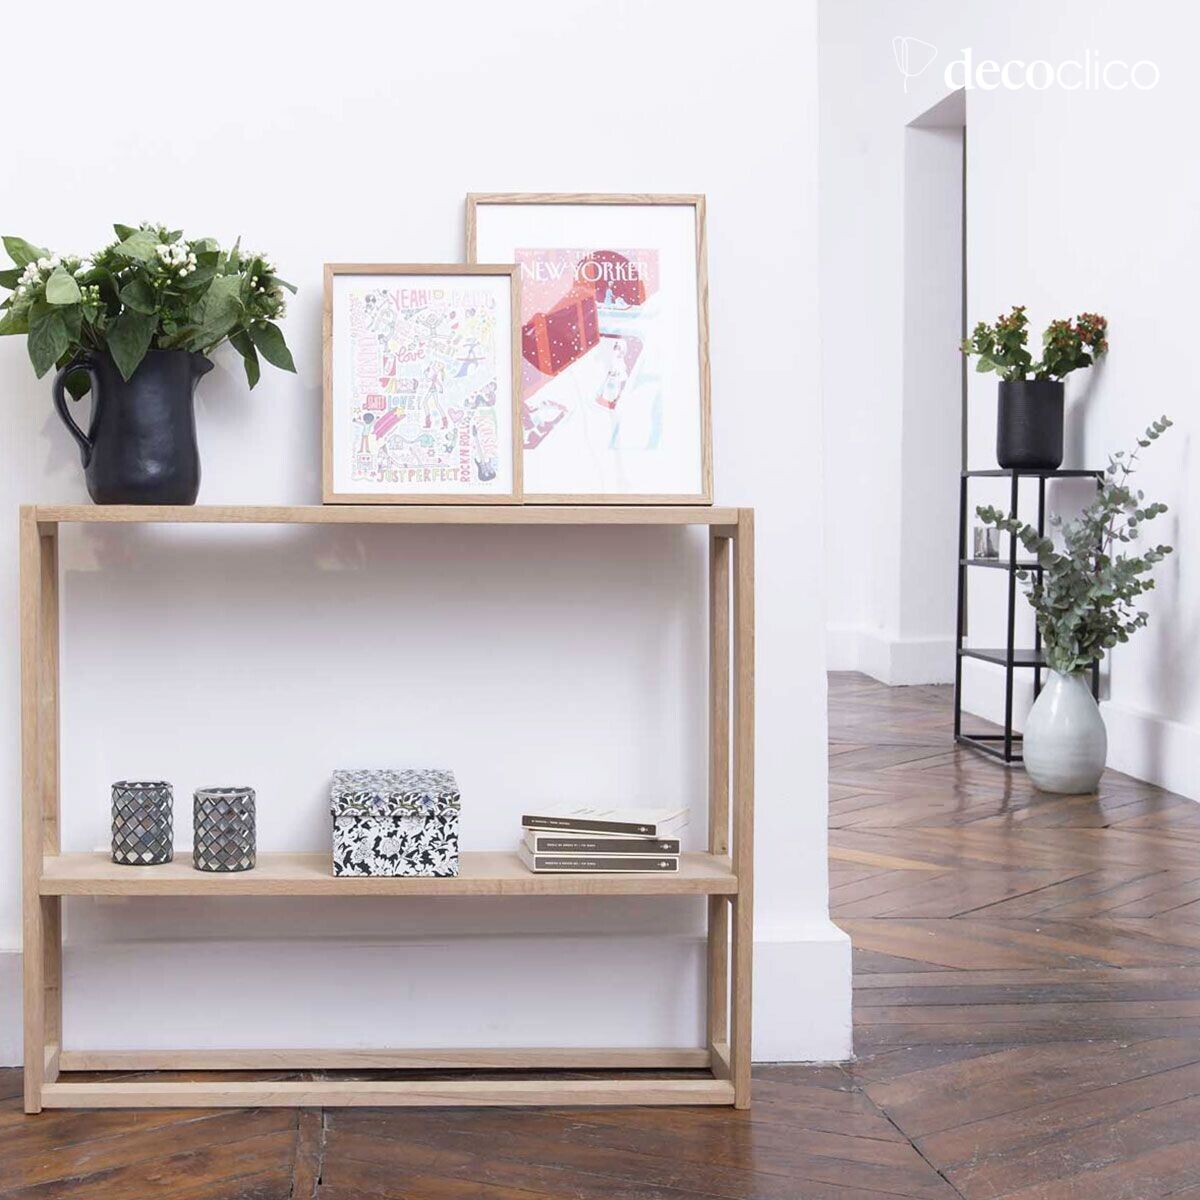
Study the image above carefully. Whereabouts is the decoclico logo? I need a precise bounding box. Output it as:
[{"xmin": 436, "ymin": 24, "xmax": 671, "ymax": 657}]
[{"xmin": 944, "ymin": 47, "xmax": 1160, "ymax": 91}]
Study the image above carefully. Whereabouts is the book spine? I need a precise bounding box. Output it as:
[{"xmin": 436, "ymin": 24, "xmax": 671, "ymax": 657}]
[
  {"xmin": 531, "ymin": 836, "xmax": 681, "ymax": 854},
  {"xmin": 521, "ymin": 815, "xmax": 657, "ymax": 835},
  {"xmin": 530, "ymin": 856, "xmax": 679, "ymax": 873}
]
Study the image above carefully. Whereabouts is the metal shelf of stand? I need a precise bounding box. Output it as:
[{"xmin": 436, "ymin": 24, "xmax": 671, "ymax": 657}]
[{"xmin": 954, "ymin": 468, "xmax": 1103, "ymax": 764}]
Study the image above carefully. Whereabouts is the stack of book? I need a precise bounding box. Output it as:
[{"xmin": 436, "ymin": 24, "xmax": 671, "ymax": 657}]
[{"xmin": 517, "ymin": 804, "xmax": 688, "ymax": 873}]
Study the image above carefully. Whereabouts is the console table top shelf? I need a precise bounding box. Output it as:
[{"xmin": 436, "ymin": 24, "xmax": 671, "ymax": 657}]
[{"xmin": 32, "ymin": 504, "xmax": 740, "ymax": 527}]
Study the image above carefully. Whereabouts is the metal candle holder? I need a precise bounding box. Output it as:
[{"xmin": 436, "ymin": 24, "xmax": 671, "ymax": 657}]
[
  {"xmin": 111, "ymin": 781, "xmax": 174, "ymax": 865},
  {"xmin": 193, "ymin": 786, "xmax": 256, "ymax": 872}
]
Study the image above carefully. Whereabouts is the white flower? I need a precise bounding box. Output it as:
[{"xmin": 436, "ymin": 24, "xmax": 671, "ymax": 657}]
[
  {"xmin": 16, "ymin": 286, "xmax": 25, "ymax": 296},
  {"xmin": 36, "ymin": 257, "xmax": 49, "ymax": 270}
]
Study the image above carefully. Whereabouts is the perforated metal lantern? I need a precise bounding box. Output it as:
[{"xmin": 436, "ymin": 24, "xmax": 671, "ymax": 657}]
[
  {"xmin": 193, "ymin": 787, "xmax": 256, "ymax": 872},
  {"xmin": 112, "ymin": 781, "xmax": 174, "ymax": 865}
]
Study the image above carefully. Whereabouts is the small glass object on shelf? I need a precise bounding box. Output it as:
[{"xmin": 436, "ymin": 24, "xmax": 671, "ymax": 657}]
[
  {"xmin": 973, "ymin": 525, "xmax": 1000, "ymax": 559},
  {"xmin": 193, "ymin": 786, "xmax": 256, "ymax": 872},
  {"xmin": 111, "ymin": 781, "xmax": 174, "ymax": 865}
]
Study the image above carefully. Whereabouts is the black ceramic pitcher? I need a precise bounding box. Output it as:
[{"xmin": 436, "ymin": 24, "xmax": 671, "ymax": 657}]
[{"xmin": 52, "ymin": 348, "xmax": 213, "ymax": 504}]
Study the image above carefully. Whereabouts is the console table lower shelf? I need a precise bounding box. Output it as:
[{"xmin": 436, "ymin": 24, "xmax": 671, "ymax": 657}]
[{"xmin": 35, "ymin": 850, "xmax": 739, "ymax": 1109}]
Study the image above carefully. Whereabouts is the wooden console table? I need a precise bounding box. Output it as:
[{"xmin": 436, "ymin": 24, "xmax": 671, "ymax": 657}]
[{"xmin": 20, "ymin": 504, "xmax": 754, "ymax": 1112}]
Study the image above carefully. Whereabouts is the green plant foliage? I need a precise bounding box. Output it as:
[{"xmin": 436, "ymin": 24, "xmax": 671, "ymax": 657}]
[
  {"xmin": 0, "ymin": 223, "xmax": 296, "ymax": 386},
  {"xmin": 961, "ymin": 306, "xmax": 1108, "ymax": 383},
  {"xmin": 976, "ymin": 418, "xmax": 1174, "ymax": 675}
]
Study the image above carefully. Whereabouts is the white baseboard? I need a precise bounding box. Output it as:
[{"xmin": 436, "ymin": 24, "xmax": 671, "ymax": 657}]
[
  {"xmin": 0, "ymin": 950, "xmax": 18, "ymax": 1065},
  {"xmin": 827, "ymin": 624, "xmax": 955, "ymax": 686},
  {"xmin": 0, "ymin": 923, "xmax": 854, "ymax": 1066},
  {"xmin": 959, "ymin": 660, "xmax": 1034, "ymax": 736},
  {"xmin": 754, "ymin": 920, "xmax": 853, "ymax": 1061},
  {"xmin": 1100, "ymin": 700, "xmax": 1200, "ymax": 802}
]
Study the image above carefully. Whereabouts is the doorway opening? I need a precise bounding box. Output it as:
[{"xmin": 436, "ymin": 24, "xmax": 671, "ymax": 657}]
[{"xmin": 896, "ymin": 89, "xmax": 967, "ymax": 679}]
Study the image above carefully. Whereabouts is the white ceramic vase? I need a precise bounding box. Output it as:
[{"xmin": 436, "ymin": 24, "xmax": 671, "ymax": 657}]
[{"xmin": 1022, "ymin": 670, "xmax": 1107, "ymax": 794}]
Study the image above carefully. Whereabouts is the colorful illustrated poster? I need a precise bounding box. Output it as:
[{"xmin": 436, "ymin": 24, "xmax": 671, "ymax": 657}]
[
  {"xmin": 330, "ymin": 272, "xmax": 514, "ymax": 498},
  {"xmin": 474, "ymin": 203, "xmax": 705, "ymax": 498}
]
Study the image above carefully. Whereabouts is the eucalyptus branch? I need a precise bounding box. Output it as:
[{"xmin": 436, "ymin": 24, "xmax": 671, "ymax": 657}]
[{"xmin": 976, "ymin": 418, "xmax": 1174, "ymax": 675}]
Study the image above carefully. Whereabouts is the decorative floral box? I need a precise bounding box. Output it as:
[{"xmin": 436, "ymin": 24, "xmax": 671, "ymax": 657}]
[{"xmin": 330, "ymin": 769, "xmax": 460, "ymax": 877}]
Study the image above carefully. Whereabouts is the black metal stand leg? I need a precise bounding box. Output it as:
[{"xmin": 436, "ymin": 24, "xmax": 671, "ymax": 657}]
[
  {"xmin": 1034, "ymin": 476, "xmax": 1045, "ymax": 700},
  {"xmin": 954, "ymin": 474, "xmax": 967, "ymax": 740},
  {"xmin": 1092, "ymin": 471, "xmax": 1103, "ymax": 701},
  {"xmin": 1003, "ymin": 473, "xmax": 1020, "ymax": 761}
]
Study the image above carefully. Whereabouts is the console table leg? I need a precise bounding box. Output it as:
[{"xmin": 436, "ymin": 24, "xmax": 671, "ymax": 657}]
[
  {"xmin": 21, "ymin": 511, "xmax": 61, "ymax": 1113},
  {"xmin": 730, "ymin": 510, "xmax": 755, "ymax": 1108},
  {"xmin": 707, "ymin": 532, "xmax": 731, "ymax": 1057},
  {"xmin": 706, "ymin": 897, "xmax": 730, "ymax": 1058}
]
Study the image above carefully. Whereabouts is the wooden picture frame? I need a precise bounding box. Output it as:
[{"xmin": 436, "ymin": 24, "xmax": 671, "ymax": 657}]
[
  {"xmin": 322, "ymin": 263, "xmax": 523, "ymax": 505},
  {"xmin": 466, "ymin": 194, "xmax": 712, "ymax": 505}
]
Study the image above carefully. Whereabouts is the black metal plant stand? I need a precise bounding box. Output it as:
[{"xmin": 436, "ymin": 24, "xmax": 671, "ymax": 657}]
[{"xmin": 954, "ymin": 468, "xmax": 1104, "ymax": 764}]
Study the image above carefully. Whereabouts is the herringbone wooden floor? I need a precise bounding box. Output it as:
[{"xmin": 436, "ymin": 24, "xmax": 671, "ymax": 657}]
[
  {"xmin": 1, "ymin": 672, "xmax": 1197, "ymax": 1198},
  {"xmin": 828, "ymin": 672, "xmax": 1200, "ymax": 1199}
]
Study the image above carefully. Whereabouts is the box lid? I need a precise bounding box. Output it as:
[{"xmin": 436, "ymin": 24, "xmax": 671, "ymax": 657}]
[{"xmin": 330, "ymin": 768, "xmax": 461, "ymax": 818}]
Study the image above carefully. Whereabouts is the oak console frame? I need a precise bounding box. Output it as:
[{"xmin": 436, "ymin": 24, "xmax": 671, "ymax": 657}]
[{"xmin": 19, "ymin": 504, "xmax": 754, "ymax": 1112}]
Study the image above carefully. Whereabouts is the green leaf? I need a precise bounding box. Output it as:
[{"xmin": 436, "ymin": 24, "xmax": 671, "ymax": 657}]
[
  {"xmin": 176, "ymin": 262, "xmax": 218, "ymax": 291},
  {"xmin": 248, "ymin": 320, "xmax": 295, "ymax": 372},
  {"xmin": 105, "ymin": 309, "xmax": 157, "ymax": 380},
  {"xmin": 44, "ymin": 267, "xmax": 81, "ymax": 305},
  {"xmin": 3, "ymin": 236, "xmax": 48, "ymax": 267},
  {"xmin": 64, "ymin": 367, "xmax": 92, "ymax": 400},
  {"xmin": 191, "ymin": 274, "xmax": 243, "ymax": 347},
  {"xmin": 229, "ymin": 328, "xmax": 261, "ymax": 388},
  {"xmin": 114, "ymin": 228, "xmax": 160, "ymax": 263},
  {"xmin": 0, "ymin": 267, "xmax": 21, "ymax": 289},
  {"xmin": 118, "ymin": 277, "xmax": 157, "ymax": 314},
  {"xmin": 157, "ymin": 323, "xmax": 200, "ymax": 350},
  {"xmin": 271, "ymin": 276, "xmax": 298, "ymax": 295},
  {"xmin": 113, "ymin": 223, "xmax": 139, "ymax": 240},
  {"xmin": 27, "ymin": 304, "xmax": 70, "ymax": 377},
  {"xmin": 59, "ymin": 303, "xmax": 82, "ymax": 340},
  {"xmin": 0, "ymin": 306, "xmax": 30, "ymax": 335}
]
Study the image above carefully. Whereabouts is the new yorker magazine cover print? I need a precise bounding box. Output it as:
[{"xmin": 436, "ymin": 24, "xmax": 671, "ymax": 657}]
[
  {"xmin": 515, "ymin": 247, "xmax": 667, "ymax": 489},
  {"xmin": 343, "ymin": 282, "xmax": 505, "ymax": 492},
  {"xmin": 471, "ymin": 198, "xmax": 707, "ymax": 499}
]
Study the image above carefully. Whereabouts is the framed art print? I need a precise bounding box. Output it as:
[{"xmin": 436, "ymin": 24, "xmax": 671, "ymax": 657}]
[
  {"xmin": 467, "ymin": 194, "xmax": 712, "ymax": 504},
  {"xmin": 323, "ymin": 263, "xmax": 522, "ymax": 504}
]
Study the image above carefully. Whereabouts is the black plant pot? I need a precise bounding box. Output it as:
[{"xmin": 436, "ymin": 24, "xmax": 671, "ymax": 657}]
[
  {"xmin": 996, "ymin": 379, "xmax": 1064, "ymax": 470},
  {"xmin": 51, "ymin": 348, "xmax": 213, "ymax": 504}
]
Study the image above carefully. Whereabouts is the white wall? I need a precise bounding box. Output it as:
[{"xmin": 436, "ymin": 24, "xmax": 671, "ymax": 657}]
[
  {"xmin": 0, "ymin": 0, "xmax": 850, "ymax": 1064},
  {"xmin": 897, "ymin": 117, "xmax": 962, "ymax": 682},
  {"xmin": 820, "ymin": 26, "xmax": 964, "ymax": 686},
  {"xmin": 821, "ymin": 2, "xmax": 1199, "ymax": 799}
]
